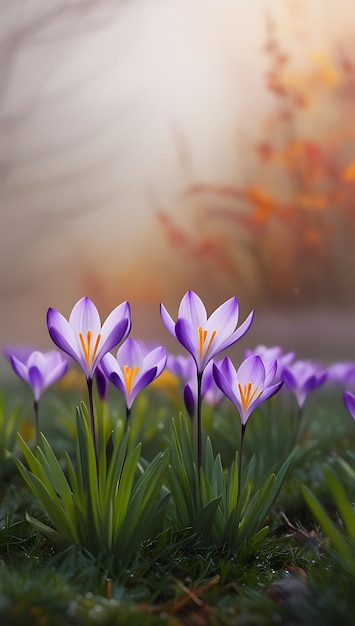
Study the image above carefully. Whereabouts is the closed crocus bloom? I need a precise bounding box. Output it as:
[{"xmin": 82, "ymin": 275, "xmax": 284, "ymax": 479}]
[
  {"xmin": 167, "ymin": 353, "xmax": 196, "ymax": 383},
  {"xmin": 160, "ymin": 291, "xmax": 254, "ymax": 374},
  {"xmin": 10, "ymin": 349, "xmax": 68, "ymax": 402},
  {"xmin": 167, "ymin": 354, "xmax": 224, "ymax": 419},
  {"xmin": 101, "ymin": 338, "xmax": 167, "ymax": 415},
  {"xmin": 213, "ymin": 355, "xmax": 283, "ymax": 425},
  {"xmin": 9, "ymin": 349, "xmax": 69, "ymax": 445},
  {"xmin": 282, "ymin": 360, "xmax": 327, "ymax": 410},
  {"xmin": 47, "ymin": 296, "xmax": 131, "ymax": 380},
  {"xmin": 244, "ymin": 345, "xmax": 295, "ymax": 382},
  {"xmin": 95, "ymin": 362, "xmax": 109, "ymax": 402},
  {"xmin": 343, "ymin": 391, "xmax": 355, "ymax": 420},
  {"xmin": 327, "ymin": 362, "xmax": 355, "ymax": 388}
]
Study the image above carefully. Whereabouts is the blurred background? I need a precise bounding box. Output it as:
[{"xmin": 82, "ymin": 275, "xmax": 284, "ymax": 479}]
[{"xmin": 1, "ymin": 0, "xmax": 355, "ymax": 379}]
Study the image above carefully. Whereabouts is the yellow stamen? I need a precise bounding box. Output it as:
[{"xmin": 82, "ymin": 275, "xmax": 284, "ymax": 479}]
[
  {"xmin": 79, "ymin": 330, "xmax": 102, "ymax": 368},
  {"xmin": 197, "ymin": 327, "xmax": 217, "ymax": 360},
  {"xmin": 238, "ymin": 382, "xmax": 261, "ymax": 412},
  {"xmin": 124, "ymin": 365, "xmax": 139, "ymax": 393}
]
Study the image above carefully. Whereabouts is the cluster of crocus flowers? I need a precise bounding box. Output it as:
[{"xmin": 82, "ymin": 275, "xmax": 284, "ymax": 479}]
[{"xmin": 160, "ymin": 290, "xmax": 254, "ymax": 466}]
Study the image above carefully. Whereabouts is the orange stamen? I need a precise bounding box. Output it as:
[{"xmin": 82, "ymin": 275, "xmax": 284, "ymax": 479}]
[
  {"xmin": 123, "ymin": 365, "xmax": 139, "ymax": 393},
  {"xmin": 79, "ymin": 330, "xmax": 102, "ymax": 368},
  {"xmin": 197, "ymin": 327, "xmax": 217, "ymax": 360},
  {"xmin": 238, "ymin": 382, "xmax": 261, "ymax": 412}
]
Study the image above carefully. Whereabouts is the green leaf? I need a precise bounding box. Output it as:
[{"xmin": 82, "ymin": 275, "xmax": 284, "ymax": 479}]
[
  {"xmin": 25, "ymin": 513, "xmax": 71, "ymax": 550},
  {"xmin": 302, "ymin": 485, "xmax": 353, "ymax": 567},
  {"xmin": 324, "ymin": 466, "xmax": 355, "ymax": 540}
]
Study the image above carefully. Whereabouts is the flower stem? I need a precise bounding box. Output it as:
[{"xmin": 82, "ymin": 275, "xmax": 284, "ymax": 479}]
[
  {"xmin": 294, "ymin": 405, "xmax": 304, "ymax": 445},
  {"xmin": 87, "ymin": 377, "xmax": 99, "ymax": 469},
  {"xmin": 125, "ymin": 406, "xmax": 131, "ymax": 430},
  {"xmin": 194, "ymin": 371, "xmax": 203, "ymax": 468},
  {"xmin": 33, "ymin": 399, "xmax": 39, "ymax": 447},
  {"xmin": 237, "ymin": 423, "xmax": 246, "ymax": 505}
]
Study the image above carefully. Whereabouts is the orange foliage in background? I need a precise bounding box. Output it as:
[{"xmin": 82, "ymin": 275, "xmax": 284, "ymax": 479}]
[{"xmin": 158, "ymin": 17, "xmax": 355, "ymax": 309}]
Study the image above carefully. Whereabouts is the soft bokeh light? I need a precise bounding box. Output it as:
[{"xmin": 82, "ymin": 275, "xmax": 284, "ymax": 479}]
[{"xmin": 1, "ymin": 0, "xmax": 355, "ymax": 379}]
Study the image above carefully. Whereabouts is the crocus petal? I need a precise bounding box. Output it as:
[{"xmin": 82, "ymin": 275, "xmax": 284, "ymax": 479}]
[
  {"xmin": 100, "ymin": 352, "xmax": 123, "ymax": 379},
  {"xmin": 282, "ymin": 369, "xmax": 297, "ymax": 390},
  {"xmin": 143, "ymin": 346, "xmax": 167, "ymax": 375},
  {"xmin": 116, "ymin": 337, "xmax": 143, "ymax": 367},
  {"xmin": 97, "ymin": 319, "xmax": 130, "ymax": 367},
  {"xmin": 175, "ymin": 318, "xmax": 200, "ymax": 368},
  {"xmin": 206, "ymin": 297, "xmax": 239, "ymax": 338},
  {"xmin": 218, "ymin": 356, "xmax": 238, "ymax": 386},
  {"xmin": 109, "ymin": 370, "xmax": 126, "ymax": 396},
  {"xmin": 47, "ymin": 308, "xmax": 81, "ymax": 363},
  {"xmin": 216, "ymin": 310, "xmax": 254, "ymax": 353},
  {"xmin": 130, "ymin": 367, "xmax": 158, "ymax": 404},
  {"xmin": 212, "ymin": 362, "xmax": 241, "ymax": 411},
  {"xmin": 260, "ymin": 381, "xmax": 284, "ymax": 404},
  {"xmin": 69, "ymin": 297, "xmax": 101, "ymax": 335},
  {"xmin": 237, "ymin": 355, "xmax": 265, "ymax": 388},
  {"xmin": 263, "ymin": 360, "xmax": 278, "ymax": 386},
  {"xmin": 28, "ymin": 366, "xmax": 44, "ymax": 402},
  {"xmin": 160, "ymin": 303, "xmax": 177, "ymax": 337},
  {"xmin": 101, "ymin": 301, "xmax": 131, "ymax": 342},
  {"xmin": 45, "ymin": 359, "xmax": 69, "ymax": 388},
  {"xmin": 10, "ymin": 355, "xmax": 30, "ymax": 384},
  {"xmin": 344, "ymin": 390, "xmax": 355, "ymax": 420},
  {"xmin": 178, "ymin": 291, "xmax": 207, "ymax": 326}
]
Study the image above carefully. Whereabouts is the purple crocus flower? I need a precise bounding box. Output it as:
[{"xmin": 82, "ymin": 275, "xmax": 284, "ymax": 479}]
[
  {"xmin": 47, "ymin": 296, "xmax": 131, "ymax": 465},
  {"xmin": 8, "ymin": 349, "xmax": 68, "ymax": 444},
  {"xmin": 327, "ymin": 362, "xmax": 355, "ymax": 388},
  {"xmin": 213, "ymin": 355, "xmax": 283, "ymax": 426},
  {"xmin": 343, "ymin": 390, "xmax": 355, "ymax": 420},
  {"xmin": 160, "ymin": 291, "xmax": 254, "ymax": 374},
  {"xmin": 213, "ymin": 354, "xmax": 283, "ymax": 503},
  {"xmin": 9, "ymin": 349, "xmax": 68, "ymax": 403},
  {"xmin": 101, "ymin": 338, "xmax": 167, "ymax": 420},
  {"xmin": 244, "ymin": 344, "xmax": 295, "ymax": 382},
  {"xmin": 47, "ymin": 296, "xmax": 131, "ymax": 380},
  {"xmin": 161, "ymin": 291, "xmax": 253, "ymax": 467},
  {"xmin": 282, "ymin": 360, "xmax": 327, "ymax": 410}
]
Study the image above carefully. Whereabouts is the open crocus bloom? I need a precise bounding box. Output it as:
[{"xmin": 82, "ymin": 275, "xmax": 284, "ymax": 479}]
[
  {"xmin": 9, "ymin": 350, "xmax": 68, "ymax": 402},
  {"xmin": 282, "ymin": 360, "xmax": 327, "ymax": 409},
  {"xmin": 160, "ymin": 291, "xmax": 254, "ymax": 373},
  {"xmin": 101, "ymin": 338, "xmax": 167, "ymax": 410},
  {"xmin": 213, "ymin": 355, "xmax": 283, "ymax": 425},
  {"xmin": 47, "ymin": 297, "xmax": 131, "ymax": 379}
]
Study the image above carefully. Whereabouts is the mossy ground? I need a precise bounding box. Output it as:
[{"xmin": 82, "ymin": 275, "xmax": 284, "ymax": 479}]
[{"xmin": 0, "ymin": 380, "xmax": 354, "ymax": 625}]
